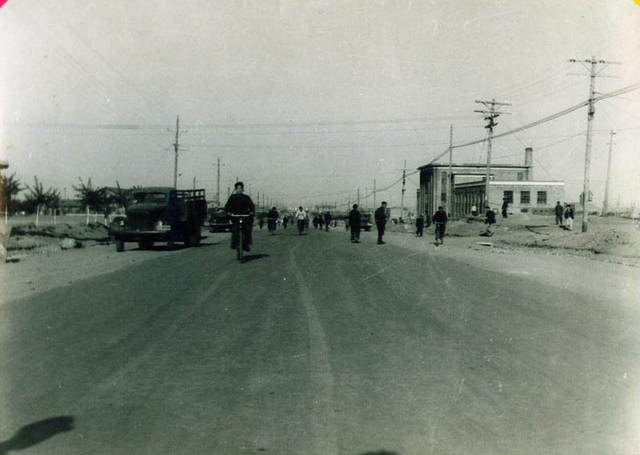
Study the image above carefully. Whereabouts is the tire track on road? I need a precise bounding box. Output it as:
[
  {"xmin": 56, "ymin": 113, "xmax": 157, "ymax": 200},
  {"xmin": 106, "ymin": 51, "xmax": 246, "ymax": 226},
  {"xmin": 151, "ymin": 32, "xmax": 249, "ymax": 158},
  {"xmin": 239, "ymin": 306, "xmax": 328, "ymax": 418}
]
[{"xmin": 289, "ymin": 242, "xmax": 338, "ymax": 455}]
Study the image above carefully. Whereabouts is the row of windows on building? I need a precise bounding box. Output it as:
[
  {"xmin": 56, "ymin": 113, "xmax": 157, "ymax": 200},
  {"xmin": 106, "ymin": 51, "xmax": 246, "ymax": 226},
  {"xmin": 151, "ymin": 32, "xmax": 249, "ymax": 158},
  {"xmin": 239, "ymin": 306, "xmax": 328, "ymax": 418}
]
[
  {"xmin": 503, "ymin": 190, "xmax": 547, "ymax": 204},
  {"xmin": 440, "ymin": 190, "xmax": 548, "ymax": 204}
]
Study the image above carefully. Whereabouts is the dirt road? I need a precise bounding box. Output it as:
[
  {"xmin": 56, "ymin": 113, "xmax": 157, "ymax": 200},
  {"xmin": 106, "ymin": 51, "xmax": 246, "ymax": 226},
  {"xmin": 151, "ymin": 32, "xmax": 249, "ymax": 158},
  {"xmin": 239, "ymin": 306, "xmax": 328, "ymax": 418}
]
[{"xmin": 1, "ymin": 227, "xmax": 638, "ymax": 454}]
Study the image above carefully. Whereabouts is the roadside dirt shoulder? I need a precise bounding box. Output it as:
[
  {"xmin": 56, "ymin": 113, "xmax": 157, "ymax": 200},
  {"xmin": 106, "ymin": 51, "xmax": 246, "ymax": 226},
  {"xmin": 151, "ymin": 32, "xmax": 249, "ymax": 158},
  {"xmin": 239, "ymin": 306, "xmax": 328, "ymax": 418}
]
[
  {"xmin": 384, "ymin": 230, "xmax": 639, "ymax": 307},
  {"xmin": 1, "ymin": 235, "xmax": 224, "ymax": 304}
]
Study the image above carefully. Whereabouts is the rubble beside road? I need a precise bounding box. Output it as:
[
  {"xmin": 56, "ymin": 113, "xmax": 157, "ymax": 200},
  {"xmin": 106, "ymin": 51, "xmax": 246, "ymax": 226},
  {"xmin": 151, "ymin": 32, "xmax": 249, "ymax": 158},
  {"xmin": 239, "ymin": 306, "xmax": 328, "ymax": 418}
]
[
  {"xmin": 5, "ymin": 222, "xmax": 110, "ymax": 254},
  {"xmin": 388, "ymin": 214, "xmax": 639, "ymax": 266}
]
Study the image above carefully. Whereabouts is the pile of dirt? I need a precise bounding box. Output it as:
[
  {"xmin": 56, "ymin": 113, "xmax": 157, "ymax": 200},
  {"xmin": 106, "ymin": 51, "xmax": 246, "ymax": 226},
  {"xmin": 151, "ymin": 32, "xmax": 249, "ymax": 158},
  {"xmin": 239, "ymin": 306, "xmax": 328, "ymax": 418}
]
[{"xmin": 7, "ymin": 223, "xmax": 110, "ymax": 252}]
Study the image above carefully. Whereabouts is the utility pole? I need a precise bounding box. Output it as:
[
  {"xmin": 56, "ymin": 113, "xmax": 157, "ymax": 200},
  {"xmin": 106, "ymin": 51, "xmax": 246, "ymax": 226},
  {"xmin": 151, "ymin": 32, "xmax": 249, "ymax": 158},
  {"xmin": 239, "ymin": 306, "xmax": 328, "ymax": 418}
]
[
  {"xmin": 192, "ymin": 176, "xmax": 196, "ymax": 190},
  {"xmin": 373, "ymin": 178, "xmax": 376, "ymax": 208},
  {"xmin": 173, "ymin": 115, "xmax": 180, "ymax": 188},
  {"xmin": 357, "ymin": 188, "xmax": 360, "ymax": 206},
  {"xmin": 475, "ymin": 99, "xmax": 510, "ymax": 208},
  {"xmin": 569, "ymin": 56, "xmax": 620, "ymax": 232},
  {"xmin": 400, "ymin": 160, "xmax": 406, "ymax": 221},
  {"xmin": 602, "ymin": 130, "xmax": 616, "ymax": 216},
  {"xmin": 216, "ymin": 157, "xmax": 221, "ymax": 205},
  {"xmin": 447, "ymin": 125, "xmax": 453, "ymax": 216}
]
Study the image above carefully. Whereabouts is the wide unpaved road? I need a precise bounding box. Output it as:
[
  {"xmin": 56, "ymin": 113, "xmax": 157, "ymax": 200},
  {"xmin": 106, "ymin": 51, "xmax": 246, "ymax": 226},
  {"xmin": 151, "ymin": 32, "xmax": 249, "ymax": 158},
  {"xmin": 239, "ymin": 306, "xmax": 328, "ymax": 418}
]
[{"xmin": 1, "ymin": 227, "xmax": 638, "ymax": 454}]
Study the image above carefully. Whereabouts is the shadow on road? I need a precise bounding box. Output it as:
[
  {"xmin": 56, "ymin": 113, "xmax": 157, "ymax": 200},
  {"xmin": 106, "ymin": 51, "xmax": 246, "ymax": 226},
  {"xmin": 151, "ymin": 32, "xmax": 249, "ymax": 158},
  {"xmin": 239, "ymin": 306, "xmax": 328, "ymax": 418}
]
[
  {"xmin": 0, "ymin": 416, "xmax": 74, "ymax": 455},
  {"xmin": 240, "ymin": 253, "xmax": 270, "ymax": 263},
  {"xmin": 360, "ymin": 451, "xmax": 399, "ymax": 455}
]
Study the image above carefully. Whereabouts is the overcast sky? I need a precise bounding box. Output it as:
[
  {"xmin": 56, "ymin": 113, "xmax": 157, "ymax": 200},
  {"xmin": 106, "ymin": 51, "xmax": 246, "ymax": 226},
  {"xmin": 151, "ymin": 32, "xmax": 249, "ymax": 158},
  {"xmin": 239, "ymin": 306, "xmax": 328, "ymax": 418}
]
[{"xmin": 1, "ymin": 0, "xmax": 639, "ymax": 210}]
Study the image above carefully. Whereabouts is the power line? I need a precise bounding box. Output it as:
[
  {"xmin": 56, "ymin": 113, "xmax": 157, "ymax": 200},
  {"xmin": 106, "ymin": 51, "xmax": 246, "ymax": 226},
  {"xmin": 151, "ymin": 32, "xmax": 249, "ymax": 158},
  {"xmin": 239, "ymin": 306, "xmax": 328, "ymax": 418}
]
[{"xmin": 426, "ymin": 81, "xmax": 640, "ymax": 166}]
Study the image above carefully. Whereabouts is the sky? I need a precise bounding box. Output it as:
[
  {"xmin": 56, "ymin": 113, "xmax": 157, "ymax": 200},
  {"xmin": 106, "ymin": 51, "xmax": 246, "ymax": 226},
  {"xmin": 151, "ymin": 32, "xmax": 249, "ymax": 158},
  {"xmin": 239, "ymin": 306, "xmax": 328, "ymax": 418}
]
[{"xmin": 1, "ymin": 0, "xmax": 639, "ymax": 211}]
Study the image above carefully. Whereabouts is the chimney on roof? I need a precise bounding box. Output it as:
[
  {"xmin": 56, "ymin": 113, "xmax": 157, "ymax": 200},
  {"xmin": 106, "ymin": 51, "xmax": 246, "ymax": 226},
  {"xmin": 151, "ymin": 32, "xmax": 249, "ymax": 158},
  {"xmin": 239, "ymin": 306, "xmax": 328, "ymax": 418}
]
[{"xmin": 525, "ymin": 147, "xmax": 533, "ymax": 181}]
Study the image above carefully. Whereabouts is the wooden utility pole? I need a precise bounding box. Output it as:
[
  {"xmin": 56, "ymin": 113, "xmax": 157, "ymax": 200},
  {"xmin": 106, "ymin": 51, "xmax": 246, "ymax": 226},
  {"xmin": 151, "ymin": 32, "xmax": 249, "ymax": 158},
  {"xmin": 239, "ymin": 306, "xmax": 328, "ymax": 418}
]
[
  {"xmin": 216, "ymin": 157, "xmax": 221, "ymax": 205},
  {"xmin": 373, "ymin": 178, "xmax": 376, "ymax": 208},
  {"xmin": 569, "ymin": 56, "xmax": 620, "ymax": 232},
  {"xmin": 400, "ymin": 160, "xmax": 406, "ymax": 221},
  {"xmin": 602, "ymin": 130, "xmax": 616, "ymax": 216},
  {"xmin": 173, "ymin": 116, "xmax": 180, "ymax": 188},
  {"xmin": 447, "ymin": 125, "xmax": 453, "ymax": 216},
  {"xmin": 475, "ymin": 100, "xmax": 510, "ymax": 208}
]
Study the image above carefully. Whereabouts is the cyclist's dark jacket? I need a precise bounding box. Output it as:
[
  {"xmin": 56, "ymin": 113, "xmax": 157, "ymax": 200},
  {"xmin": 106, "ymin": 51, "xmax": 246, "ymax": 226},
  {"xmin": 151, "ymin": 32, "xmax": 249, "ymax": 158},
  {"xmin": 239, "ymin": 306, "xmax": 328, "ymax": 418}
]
[
  {"xmin": 433, "ymin": 210, "xmax": 448, "ymax": 224},
  {"xmin": 268, "ymin": 209, "xmax": 279, "ymax": 220},
  {"xmin": 225, "ymin": 193, "xmax": 255, "ymax": 215}
]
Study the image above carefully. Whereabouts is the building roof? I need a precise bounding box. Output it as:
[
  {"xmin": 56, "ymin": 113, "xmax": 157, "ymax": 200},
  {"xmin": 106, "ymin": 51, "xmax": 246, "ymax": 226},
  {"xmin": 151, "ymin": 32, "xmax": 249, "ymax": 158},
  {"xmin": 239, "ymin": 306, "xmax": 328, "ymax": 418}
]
[
  {"xmin": 456, "ymin": 180, "xmax": 565, "ymax": 189},
  {"xmin": 418, "ymin": 162, "xmax": 529, "ymax": 171}
]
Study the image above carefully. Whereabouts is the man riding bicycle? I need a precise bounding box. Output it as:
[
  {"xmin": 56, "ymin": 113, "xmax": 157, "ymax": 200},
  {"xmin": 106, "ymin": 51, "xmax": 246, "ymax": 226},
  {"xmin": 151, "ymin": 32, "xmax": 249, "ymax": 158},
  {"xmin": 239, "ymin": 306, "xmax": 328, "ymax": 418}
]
[
  {"xmin": 224, "ymin": 181, "xmax": 255, "ymax": 252},
  {"xmin": 267, "ymin": 206, "xmax": 279, "ymax": 233}
]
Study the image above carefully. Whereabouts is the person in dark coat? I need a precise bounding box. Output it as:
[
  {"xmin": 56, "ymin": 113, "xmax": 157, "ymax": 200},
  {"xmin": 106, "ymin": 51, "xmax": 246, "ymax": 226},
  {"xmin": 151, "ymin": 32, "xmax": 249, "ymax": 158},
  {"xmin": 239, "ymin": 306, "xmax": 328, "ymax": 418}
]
[
  {"xmin": 483, "ymin": 206, "xmax": 496, "ymax": 236},
  {"xmin": 501, "ymin": 198, "xmax": 509, "ymax": 218},
  {"xmin": 374, "ymin": 201, "xmax": 388, "ymax": 244},
  {"xmin": 224, "ymin": 181, "xmax": 255, "ymax": 251},
  {"xmin": 432, "ymin": 206, "xmax": 448, "ymax": 245},
  {"xmin": 267, "ymin": 206, "xmax": 279, "ymax": 233},
  {"xmin": 416, "ymin": 215, "xmax": 424, "ymax": 237},
  {"xmin": 324, "ymin": 211, "xmax": 332, "ymax": 231},
  {"xmin": 283, "ymin": 215, "xmax": 289, "ymax": 229},
  {"xmin": 348, "ymin": 204, "xmax": 361, "ymax": 243},
  {"xmin": 554, "ymin": 201, "xmax": 564, "ymax": 225}
]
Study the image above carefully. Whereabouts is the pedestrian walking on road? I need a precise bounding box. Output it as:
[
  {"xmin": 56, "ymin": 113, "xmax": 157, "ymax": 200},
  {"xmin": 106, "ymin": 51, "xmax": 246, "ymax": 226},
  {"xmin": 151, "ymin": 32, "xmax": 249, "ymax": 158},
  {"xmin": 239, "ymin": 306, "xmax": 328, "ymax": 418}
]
[
  {"xmin": 324, "ymin": 211, "xmax": 332, "ymax": 231},
  {"xmin": 348, "ymin": 204, "xmax": 361, "ymax": 243},
  {"xmin": 483, "ymin": 206, "xmax": 496, "ymax": 236},
  {"xmin": 259, "ymin": 216, "xmax": 264, "ymax": 229},
  {"xmin": 564, "ymin": 204, "xmax": 574, "ymax": 231},
  {"xmin": 375, "ymin": 201, "xmax": 388, "ymax": 244},
  {"xmin": 554, "ymin": 201, "xmax": 564, "ymax": 226},
  {"xmin": 416, "ymin": 215, "xmax": 424, "ymax": 237},
  {"xmin": 433, "ymin": 206, "xmax": 448, "ymax": 245},
  {"xmin": 283, "ymin": 215, "xmax": 289, "ymax": 229},
  {"xmin": 295, "ymin": 206, "xmax": 307, "ymax": 235},
  {"xmin": 501, "ymin": 198, "xmax": 509, "ymax": 219}
]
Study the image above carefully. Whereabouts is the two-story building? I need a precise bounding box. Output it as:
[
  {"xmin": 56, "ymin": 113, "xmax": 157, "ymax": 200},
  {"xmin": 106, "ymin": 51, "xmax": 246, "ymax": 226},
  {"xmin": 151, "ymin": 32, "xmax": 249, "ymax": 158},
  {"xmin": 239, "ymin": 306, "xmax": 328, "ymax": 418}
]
[{"xmin": 417, "ymin": 147, "xmax": 565, "ymax": 219}]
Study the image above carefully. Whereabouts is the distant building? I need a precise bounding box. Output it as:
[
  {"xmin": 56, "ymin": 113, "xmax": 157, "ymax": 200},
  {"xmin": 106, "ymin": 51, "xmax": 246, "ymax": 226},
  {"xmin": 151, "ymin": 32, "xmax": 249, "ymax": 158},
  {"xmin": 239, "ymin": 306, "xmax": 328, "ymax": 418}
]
[{"xmin": 417, "ymin": 147, "xmax": 565, "ymax": 219}]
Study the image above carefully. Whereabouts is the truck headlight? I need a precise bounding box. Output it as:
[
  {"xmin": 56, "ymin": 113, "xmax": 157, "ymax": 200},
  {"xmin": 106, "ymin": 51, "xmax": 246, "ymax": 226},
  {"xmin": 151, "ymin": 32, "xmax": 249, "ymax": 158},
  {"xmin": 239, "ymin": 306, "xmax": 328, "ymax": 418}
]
[{"xmin": 155, "ymin": 220, "xmax": 171, "ymax": 231}]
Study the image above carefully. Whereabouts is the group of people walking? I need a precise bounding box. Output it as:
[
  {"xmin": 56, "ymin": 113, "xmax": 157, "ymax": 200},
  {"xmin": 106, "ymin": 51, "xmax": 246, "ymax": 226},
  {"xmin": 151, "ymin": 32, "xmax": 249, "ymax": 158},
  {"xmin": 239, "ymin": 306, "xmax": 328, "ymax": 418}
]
[{"xmin": 555, "ymin": 201, "xmax": 575, "ymax": 230}]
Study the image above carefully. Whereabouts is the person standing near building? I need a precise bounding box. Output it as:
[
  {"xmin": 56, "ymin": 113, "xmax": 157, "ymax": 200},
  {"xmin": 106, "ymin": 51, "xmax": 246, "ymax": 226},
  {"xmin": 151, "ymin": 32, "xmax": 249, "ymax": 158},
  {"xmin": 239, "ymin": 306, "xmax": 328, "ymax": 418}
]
[
  {"xmin": 416, "ymin": 214, "xmax": 424, "ymax": 237},
  {"xmin": 433, "ymin": 205, "xmax": 448, "ymax": 245},
  {"xmin": 471, "ymin": 204, "xmax": 478, "ymax": 216},
  {"xmin": 501, "ymin": 198, "xmax": 509, "ymax": 219},
  {"xmin": 555, "ymin": 201, "xmax": 564, "ymax": 225},
  {"xmin": 564, "ymin": 204, "xmax": 574, "ymax": 231},
  {"xmin": 348, "ymin": 204, "xmax": 361, "ymax": 243},
  {"xmin": 374, "ymin": 201, "xmax": 388, "ymax": 245}
]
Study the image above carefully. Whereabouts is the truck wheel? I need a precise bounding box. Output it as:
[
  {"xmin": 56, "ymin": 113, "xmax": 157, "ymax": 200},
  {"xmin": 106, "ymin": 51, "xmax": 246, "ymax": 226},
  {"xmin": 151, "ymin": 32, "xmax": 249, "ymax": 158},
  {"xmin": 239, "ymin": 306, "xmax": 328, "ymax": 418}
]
[
  {"xmin": 138, "ymin": 239, "xmax": 154, "ymax": 250},
  {"xmin": 116, "ymin": 239, "xmax": 125, "ymax": 252}
]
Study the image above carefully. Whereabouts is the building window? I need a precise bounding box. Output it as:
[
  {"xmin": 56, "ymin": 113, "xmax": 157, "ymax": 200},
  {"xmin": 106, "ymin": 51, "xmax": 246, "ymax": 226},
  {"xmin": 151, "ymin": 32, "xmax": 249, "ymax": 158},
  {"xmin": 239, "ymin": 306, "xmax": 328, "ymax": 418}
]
[
  {"xmin": 441, "ymin": 193, "xmax": 447, "ymax": 202},
  {"xmin": 537, "ymin": 191, "xmax": 547, "ymax": 204},
  {"xmin": 520, "ymin": 191, "xmax": 530, "ymax": 204},
  {"xmin": 517, "ymin": 172, "xmax": 524, "ymax": 181},
  {"xmin": 503, "ymin": 191, "xmax": 513, "ymax": 204}
]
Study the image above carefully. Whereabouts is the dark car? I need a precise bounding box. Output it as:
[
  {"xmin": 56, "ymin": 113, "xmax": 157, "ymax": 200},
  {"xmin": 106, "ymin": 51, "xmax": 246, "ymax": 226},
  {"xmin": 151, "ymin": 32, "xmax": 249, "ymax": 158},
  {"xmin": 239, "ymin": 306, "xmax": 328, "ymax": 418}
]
[{"xmin": 208, "ymin": 208, "xmax": 232, "ymax": 232}]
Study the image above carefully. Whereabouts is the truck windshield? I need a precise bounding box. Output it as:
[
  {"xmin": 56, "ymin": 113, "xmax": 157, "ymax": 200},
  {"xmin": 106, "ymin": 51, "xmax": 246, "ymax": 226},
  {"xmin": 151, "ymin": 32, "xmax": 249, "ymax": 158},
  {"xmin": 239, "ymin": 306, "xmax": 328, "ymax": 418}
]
[{"xmin": 132, "ymin": 192, "xmax": 168, "ymax": 204}]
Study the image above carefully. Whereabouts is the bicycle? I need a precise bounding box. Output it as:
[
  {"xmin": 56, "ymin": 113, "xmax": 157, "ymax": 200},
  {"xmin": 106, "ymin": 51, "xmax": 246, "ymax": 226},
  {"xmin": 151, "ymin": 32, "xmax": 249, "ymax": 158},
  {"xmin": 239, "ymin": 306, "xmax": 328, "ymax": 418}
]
[{"xmin": 229, "ymin": 214, "xmax": 252, "ymax": 261}]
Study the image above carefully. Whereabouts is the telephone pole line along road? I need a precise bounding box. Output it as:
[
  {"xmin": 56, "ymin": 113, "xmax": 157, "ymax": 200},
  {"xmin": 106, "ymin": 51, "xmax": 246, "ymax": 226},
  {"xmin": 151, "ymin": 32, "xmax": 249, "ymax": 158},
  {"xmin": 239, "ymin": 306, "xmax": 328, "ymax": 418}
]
[{"xmin": 1, "ymin": 229, "xmax": 637, "ymax": 454}]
